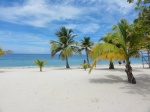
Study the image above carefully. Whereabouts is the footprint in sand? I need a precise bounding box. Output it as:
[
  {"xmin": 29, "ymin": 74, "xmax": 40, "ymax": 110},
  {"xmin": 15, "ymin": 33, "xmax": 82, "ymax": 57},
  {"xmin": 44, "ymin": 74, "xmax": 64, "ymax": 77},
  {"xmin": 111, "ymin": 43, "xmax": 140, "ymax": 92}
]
[{"xmin": 92, "ymin": 98, "xmax": 99, "ymax": 103}]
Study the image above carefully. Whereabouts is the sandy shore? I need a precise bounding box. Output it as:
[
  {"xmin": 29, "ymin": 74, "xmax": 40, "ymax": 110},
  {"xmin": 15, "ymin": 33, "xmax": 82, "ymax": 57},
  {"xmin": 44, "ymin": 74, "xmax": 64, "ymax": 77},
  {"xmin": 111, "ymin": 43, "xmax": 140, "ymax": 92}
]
[{"xmin": 0, "ymin": 64, "xmax": 150, "ymax": 112}]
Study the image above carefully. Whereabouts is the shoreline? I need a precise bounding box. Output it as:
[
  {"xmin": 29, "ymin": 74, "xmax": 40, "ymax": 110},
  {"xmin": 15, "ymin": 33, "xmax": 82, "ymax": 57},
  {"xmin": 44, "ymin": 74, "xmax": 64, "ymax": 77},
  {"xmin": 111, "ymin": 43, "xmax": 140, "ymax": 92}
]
[{"xmin": 0, "ymin": 63, "xmax": 148, "ymax": 69}]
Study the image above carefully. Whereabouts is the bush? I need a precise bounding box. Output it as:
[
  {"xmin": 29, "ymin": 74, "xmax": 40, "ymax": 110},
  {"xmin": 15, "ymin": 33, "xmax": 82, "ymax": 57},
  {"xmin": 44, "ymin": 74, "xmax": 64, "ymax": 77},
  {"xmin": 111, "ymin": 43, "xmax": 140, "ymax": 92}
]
[
  {"xmin": 82, "ymin": 63, "xmax": 89, "ymax": 70},
  {"xmin": 34, "ymin": 60, "xmax": 47, "ymax": 72}
]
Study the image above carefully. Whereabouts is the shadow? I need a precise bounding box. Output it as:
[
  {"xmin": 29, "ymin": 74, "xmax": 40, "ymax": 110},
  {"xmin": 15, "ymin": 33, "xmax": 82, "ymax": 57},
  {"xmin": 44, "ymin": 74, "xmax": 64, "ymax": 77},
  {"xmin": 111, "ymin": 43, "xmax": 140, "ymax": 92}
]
[
  {"xmin": 34, "ymin": 71, "xmax": 48, "ymax": 72},
  {"xmin": 120, "ymin": 74, "xmax": 150, "ymax": 96},
  {"xmin": 51, "ymin": 67, "xmax": 81, "ymax": 70},
  {"xmin": 51, "ymin": 68, "xmax": 73, "ymax": 70},
  {"xmin": 90, "ymin": 73, "xmax": 150, "ymax": 96},
  {"xmin": 0, "ymin": 71, "xmax": 12, "ymax": 73},
  {"xmin": 94, "ymin": 67, "xmax": 143, "ymax": 72},
  {"xmin": 141, "ymin": 67, "xmax": 150, "ymax": 69},
  {"xmin": 89, "ymin": 75, "xmax": 127, "ymax": 84}
]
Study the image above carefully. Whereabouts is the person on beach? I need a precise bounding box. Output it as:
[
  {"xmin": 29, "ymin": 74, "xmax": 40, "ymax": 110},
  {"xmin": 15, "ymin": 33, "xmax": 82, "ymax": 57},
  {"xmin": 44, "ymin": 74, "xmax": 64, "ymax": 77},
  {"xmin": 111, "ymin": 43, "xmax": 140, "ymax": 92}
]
[
  {"xmin": 83, "ymin": 60, "xmax": 86, "ymax": 64},
  {"xmin": 123, "ymin": 60, "xmax": 125, "ymax": 65},
  {"xmin": 83, "ymin": 60, "xmax": 87, "ymax": 70},
  {"xmin": 118, "ymin": 61, "xmax": 122, "ymax": 66}
]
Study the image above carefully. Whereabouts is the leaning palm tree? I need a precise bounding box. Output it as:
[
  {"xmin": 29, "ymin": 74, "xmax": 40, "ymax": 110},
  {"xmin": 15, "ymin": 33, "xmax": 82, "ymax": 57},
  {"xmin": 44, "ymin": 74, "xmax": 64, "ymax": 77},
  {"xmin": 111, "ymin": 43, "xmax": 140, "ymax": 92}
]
[
  {"xmin": 50, "ymin": 26, "xmax": 79, "ymax": 68},
  {"xmin": 90, "ymin": 36, "xmax": 124, "ymax": 70},
  {"xmin": 34, "ymin": 60, "xmax": 46, "ymax": 72},
  {"xmin": 90, "ymin": 19, "xmax": 143, "ymax": 84},
  {"xmin": 80, "ymin": 37, "xmax": 94, "ymax": 66},
  {"xmin": 91, "ymin": 32, "xmax": 123, "ymax": 70},
  {"xmin": 99, "ymin": 33, "xmax": 116, "ymax": 69}
]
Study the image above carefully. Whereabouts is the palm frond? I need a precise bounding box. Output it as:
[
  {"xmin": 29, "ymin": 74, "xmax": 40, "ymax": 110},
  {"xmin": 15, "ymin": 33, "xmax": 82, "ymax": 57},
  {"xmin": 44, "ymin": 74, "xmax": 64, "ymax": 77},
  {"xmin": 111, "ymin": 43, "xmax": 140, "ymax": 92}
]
[
  {"xmin": 34, "ymin": 60, "xmax": 47, "ymax": 67},
  {"xmin": 89, "ymin": 56, "xmax": 101, "ymax": 73},
  {"xmin": 91, "ymin": 43, "xmax": 125, "ymax": 60},
  {"xmin": 0, "ymin": 48, "xmax": 11, "ymax": 56}
]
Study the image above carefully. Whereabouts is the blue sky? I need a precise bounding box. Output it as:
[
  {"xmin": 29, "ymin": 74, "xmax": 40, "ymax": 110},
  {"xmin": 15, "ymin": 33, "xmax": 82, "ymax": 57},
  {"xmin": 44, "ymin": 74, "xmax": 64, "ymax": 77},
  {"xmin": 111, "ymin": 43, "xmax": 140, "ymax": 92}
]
[{"xmin": 0, "ymin": 0, "xmax": 138, "ymax": 54}]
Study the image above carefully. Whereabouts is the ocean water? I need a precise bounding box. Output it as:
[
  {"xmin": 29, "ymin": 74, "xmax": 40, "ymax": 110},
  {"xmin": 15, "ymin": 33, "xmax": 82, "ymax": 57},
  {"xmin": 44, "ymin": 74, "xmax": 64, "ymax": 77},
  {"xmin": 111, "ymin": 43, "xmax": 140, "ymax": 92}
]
[{"xmin": 0, "ymin": 54, "xmax": 142, "ymax": 67}]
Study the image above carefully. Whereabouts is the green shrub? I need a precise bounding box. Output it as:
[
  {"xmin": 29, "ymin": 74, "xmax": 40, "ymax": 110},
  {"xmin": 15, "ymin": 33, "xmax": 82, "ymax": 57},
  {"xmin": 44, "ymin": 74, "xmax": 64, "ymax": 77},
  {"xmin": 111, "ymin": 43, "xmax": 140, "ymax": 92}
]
[
  {"xmin": 82, "ymin": 63, "xmax": 88, "ymax": 70},
  {"xmin": 34, "ymin": 60, "xmax": 47, "ymax": 72}
]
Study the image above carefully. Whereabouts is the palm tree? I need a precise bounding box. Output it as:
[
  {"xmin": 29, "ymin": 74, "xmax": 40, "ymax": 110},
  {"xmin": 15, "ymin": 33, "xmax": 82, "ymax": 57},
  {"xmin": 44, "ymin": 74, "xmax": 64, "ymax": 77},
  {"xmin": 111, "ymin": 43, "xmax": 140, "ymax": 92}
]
[
  {"xmin": 114, "ymin": 19, "xmax": 142, "ymax": 84},
  {"xmin": 80, "ymin": 37, "xmax": 94, "ymax": 66},
  {"xmin": 90, "ymin": 19, "xmax": 142, "ymax": 84},
  {"xmin": 34, "ymin": 60, "xmax": 46, "ymax": 72},
  {"xmin": 50, "ymin": 26, "xmax": 79, "ymax": 68},
  {"xmin": 100, "ymin": 34, "xmax": 116, "ymax": 69},
  {"xmin": 0, "ymin": 47, "xmax": 11, "ymax": 56},
  {"xmin": 90, "ymin": 33, "xmax": 124, "ymax": 70}
]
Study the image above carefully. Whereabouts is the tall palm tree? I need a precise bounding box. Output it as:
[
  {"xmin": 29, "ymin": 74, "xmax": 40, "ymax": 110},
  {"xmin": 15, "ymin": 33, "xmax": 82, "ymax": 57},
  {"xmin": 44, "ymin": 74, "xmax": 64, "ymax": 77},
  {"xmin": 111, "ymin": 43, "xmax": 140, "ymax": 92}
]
[
  {"xmin": 114, "ymin": 19, "xmax": 142, "ymax": 84},
  {"xmin": 80, "ymin": 37, "xmax": 94, "ymax": 65},
  {"xmin": 50, "ymin": 26, "xmax": 79, "ymax": 68},
  {"xmin": 90, "ymin": 19, "xmax": 142, "ymax": 84}
]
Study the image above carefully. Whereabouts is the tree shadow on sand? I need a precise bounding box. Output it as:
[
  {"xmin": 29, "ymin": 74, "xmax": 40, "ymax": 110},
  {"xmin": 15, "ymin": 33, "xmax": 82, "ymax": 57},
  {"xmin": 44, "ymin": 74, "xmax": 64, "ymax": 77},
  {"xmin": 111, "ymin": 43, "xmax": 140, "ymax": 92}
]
[
  {"xmin": 0, "ymin": 71, "xmax": 11, "ymax": 73},
  {"xmin": 90, "ymin": 73, "xmax": 150, "ymax": 96},
  {"xmin": 93, "ymin": 67, "xmax": 143, "ymax": 72},
  {"xmin": 120, "ymin": 74, "xmax": 150, "ymax": 97},
  {"xmin": 89, "ymin": 75, "xmax": 128, "ymax": 84}
]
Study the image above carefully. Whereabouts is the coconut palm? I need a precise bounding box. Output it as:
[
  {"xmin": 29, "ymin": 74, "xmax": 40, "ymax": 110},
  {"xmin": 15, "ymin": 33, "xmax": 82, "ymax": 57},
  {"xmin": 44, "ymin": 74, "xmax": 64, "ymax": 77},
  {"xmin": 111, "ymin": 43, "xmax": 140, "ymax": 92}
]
[
  {"xmin": 80, "ymin": 37, "xmax": 94, "ymax": 66},
  {"xmin": 90, "ymin": 33, "xmax": 124, "ymax": 70},
  {"xmin": 100, "ymin": 34, "xmax": 116, "ymax": 69},
  {"xmin": 50, "ymin": 26, "xmax": 79, "ymax": 68},
  {"xmin": 114, "ymin": 19, "xmax": 143, "ymax": 84},
  {"xmin": 0, "ymin": 47, "xmax": 11, "ymax": 56},
  {"xmin": 34, "ymin": 60, "xmax": 46, "ymax": 72},
  {"xmin": 90, "ymin": 19, "xmax": 143, "ymax": 84}
]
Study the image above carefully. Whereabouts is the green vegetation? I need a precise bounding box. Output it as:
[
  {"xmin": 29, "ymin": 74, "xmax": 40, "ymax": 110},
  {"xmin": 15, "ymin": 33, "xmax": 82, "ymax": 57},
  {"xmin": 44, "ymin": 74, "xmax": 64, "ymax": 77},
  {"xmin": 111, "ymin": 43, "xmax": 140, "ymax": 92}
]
[
  {"xmin": 128, "ymin": 0, "xmax": 150, "ymax": 68},
  {"xmin": 0, "ymin": 48, "xmax": 11, "ymax": 56},
  {"xmin": 89, "ymin": 0, "xmax": 150, "ymax": 84},
  {"xmin": 127, "ymin": 0, "xmax": 150, "ymax": 5},
  {"xmin": 80, "ymin": 37, "xmax": 94, "ymax": 66},
  {"xmin": 128, "ymin": 0, "xmax": 150, "ymax": 49},
  {"xmin": 50, "ymin": 26, "xmax": 80, "ymax": 68},
  {"xmin": 90, "ymin": 33, "xmax": 124, "ymax": 71},
  {"xmin": 100, "ymin": 33, "xmax": 117, "ymax": 69},
  {"xmin": 34, "ymin": 60, "xmax": 47, "ymax": 72},
  {"xmin": 112, "ymin": 19, "xmax": 143, "ymax": 84},
  {"xmin": 91, "ymin": 32, "xmax": 125, "ymax": 70},
  {"xmin": 90, "ymin": 19, "xmax": 143, "ymax": 84},
  {"xmin": 49, "ymin": 0, "xmax": 149, "ymax": 84},
  {"xmin": 82, "ymin": 63, "xmax": 89, "ymax": 70}
]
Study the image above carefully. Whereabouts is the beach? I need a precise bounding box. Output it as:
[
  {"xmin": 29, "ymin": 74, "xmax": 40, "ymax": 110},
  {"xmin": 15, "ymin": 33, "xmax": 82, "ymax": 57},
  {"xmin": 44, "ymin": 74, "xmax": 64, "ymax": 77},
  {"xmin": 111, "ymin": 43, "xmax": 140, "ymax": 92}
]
[{"xmin": 0, "ymin": 64, "xmax": 150, "ymax": 112}]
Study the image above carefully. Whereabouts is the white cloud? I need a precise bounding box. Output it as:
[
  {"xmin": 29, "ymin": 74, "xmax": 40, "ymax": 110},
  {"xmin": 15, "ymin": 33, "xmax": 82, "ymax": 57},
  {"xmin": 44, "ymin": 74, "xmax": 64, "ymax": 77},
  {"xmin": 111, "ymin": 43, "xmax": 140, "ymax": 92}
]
[
  {"xmin": 78, "ymin": 23, "xmax": 100, "ymax": 34},
  {"xmin": 0, "ymin": 0, "xmax": 138, "ymax": 54},
  {"xmin": 0, "ymin": 0, "xmax": 83, "ymax": 27},
  {"xmin": 105, "ymin": 0, "xmax": 135, "ymax": 15},
  {"xmin": 2, "ymin": 44, "xmax": 49, "ymax": 54},
  {"xmin": 0, "ymin": 0, "xmax": 137, "ymax": 35},
  {"xmin": 0, "ymin": 0, "xmax": 136, "ymax": 27},
  {"xmin": 0, "ymin": 30, "xmax": 50, "ymax": 53},
  {"xmin": 64, "ymin": 23, "xmax": 100, "ymax": 34},
  {"xmin": 0, "ymin": 30, "xmax": 49, "ymax": 45}
]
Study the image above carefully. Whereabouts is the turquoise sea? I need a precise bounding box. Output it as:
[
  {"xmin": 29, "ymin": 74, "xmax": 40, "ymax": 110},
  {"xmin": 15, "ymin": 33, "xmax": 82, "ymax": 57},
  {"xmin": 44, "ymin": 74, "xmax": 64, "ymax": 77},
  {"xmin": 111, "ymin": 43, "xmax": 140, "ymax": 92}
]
[{"xmin": 0, "ymin": 54, "xmax": 142, "ymax": 67}]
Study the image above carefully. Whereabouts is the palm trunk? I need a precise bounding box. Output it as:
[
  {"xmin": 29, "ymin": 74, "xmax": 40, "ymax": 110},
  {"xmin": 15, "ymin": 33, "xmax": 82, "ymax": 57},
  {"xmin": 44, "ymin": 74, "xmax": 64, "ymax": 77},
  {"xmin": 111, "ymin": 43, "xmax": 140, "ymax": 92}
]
[
  {"xmin": 86, "ymin": 49, "xmax": 89, "ymax": 67},
  {"xmin": 109, "ymin": 61, "xmax": 114, "ymax": 69},
  {"xmin": 40, "ymin": 67, "xmax": 42, "ymax": 72},
  {"xmin": 125, "ymin": 63, "xmax": 136, "ymax": 84},
  {"xmin": 66, "ymin": 57, "xmax": 70, "ymax": 68},
  {"xmin": 148, "ymin": 49, "xmax": 150, "ymax": 68}
]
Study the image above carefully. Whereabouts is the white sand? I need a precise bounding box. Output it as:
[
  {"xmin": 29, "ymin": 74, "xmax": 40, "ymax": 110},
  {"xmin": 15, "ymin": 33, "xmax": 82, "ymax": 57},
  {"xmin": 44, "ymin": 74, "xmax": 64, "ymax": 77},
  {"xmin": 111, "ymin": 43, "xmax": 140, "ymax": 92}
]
[{"xmin": 0, "ymin": 64, "xmax": 150, "ymax": 112}]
